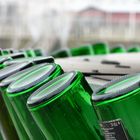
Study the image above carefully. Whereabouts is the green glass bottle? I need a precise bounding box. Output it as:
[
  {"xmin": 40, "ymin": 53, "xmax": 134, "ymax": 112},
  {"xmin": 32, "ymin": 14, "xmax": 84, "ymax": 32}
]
[
  {"xmin": 25, "ymin": 49, "xmax": 36, "ymax": 57},
  {"xmin": 92, "ymin": 42, "xmax": 110, "ymax": 55},
  {"xmin": 127, "ymin": 46, "xmax": 140, "ymax": 52},
  {"xmin": 2, "ymin": 49, "xmax": 11, "ymax": 55},
  {"xmin": 34, "ymin": 49, "xmax": 44, "ymax": 56},
  {"xmin": 0, "ymin": 62, "xmax": 34, "ymax": 140},
  {"xmin": 7, "ymin": 64, "xmax": 63, "ymax": 140},
  {"xmin": 92, "ymin": 73, "xmax": 140, "ymax": 140},
  {"xmin": 51, "ymin": 49, "xmax": 71, "ymax": 58},
  {"xmin": 27, "ymin": 71, "xmax": 102, "ymax": 140},
  {"xmin": 0, "ymin": 64, "xmax": 51, "ymax": 140},
  {"xmin": 111, "ymin": 45, "xmax": 126, "ymax": 53},
  {"xmin": 70, "ymin": 45, "xmax": 92, "ymax": 56}
]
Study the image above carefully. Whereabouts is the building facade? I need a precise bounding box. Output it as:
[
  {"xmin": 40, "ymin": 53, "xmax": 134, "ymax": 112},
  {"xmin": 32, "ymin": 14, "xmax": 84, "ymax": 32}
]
[{"xmin": 68, "ymin": 7, "xmax": 140, "ymax": 47}]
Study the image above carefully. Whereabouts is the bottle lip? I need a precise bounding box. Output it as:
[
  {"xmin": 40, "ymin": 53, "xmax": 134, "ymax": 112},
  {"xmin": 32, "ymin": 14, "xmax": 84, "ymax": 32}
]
[
  {"xmin": 27, "ymin": 71, "xmax": 78, "ymax": 109},
  {"xmin": 3, "ymin": 56, "xmax": 54, "ymax": 66},
  {"xmin": 0, "ymin": 62, "xmax": 32, "ymax": 81},
  {"xmin": 8, "ymin": 53, "xmax": 25, "ymax": 59},
  {"xmin": 32, "ymin": 56, "xmax": 54, "ymax": 64},
  {"xmin": 0, "ymin": 53, "xmax": 25, "ymax": 64},
  {"xmin": 0, "ymin": 57, "xmax": 10, "ymax": 64},
  {"xmin": 92, "ymin": 73, "xmax": 140, "ymax": 103},
  {"xmin": 7, "ymin": 63, "xmax": 61, "ymax": 94},
  {"xmin": 0, "ymin": 63, "xmax": 47, "ymax": 87}
]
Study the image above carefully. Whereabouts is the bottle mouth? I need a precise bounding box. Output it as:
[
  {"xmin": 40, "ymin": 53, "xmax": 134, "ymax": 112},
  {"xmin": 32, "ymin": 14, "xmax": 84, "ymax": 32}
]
[
  {"xmin": 27, "ymin": 71, "xmax": 78, "ymax": 109},
  {"xmin": 92, "ymin": 73, "xmax": 140, "ymax": 103},
  {"xmin": 3, "ymin": 56, "xmax": 54, "ymax": 66},
  {"xmin": 9, "ymin": 53, "xmax": 26, "ymax": 59},
  {"xmin": 0, "ymin": 63, "xmax": 47, "ymax": 87},
  {"xmin": 7, "ymin": 63, "xmax": 62, "ymax": 94},
  {"xmin": 0, "ymin": 53, "xmax": 25, "ymax": 64},
  {"xmin": 0, "ymin": 62, "xmax": 32, "ymax": 81}
]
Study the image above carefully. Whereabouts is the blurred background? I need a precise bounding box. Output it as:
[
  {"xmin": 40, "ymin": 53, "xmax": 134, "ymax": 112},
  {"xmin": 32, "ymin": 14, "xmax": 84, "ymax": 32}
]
[{"xmin": 0, "ymin": 0, "xmax": 140, "ymax": 53}]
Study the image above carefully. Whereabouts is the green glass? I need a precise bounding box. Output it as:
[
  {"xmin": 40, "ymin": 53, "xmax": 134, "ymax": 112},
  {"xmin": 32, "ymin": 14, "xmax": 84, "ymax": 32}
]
[
  {"xmin": 27, "ymin": 71, "xmax": 102, "ymax": 140},
  {"xmin": 127, "ymin": 46, "xmax": 140, "ymax": 52},
  {"xmin": 34, "ymin": 49, "xmax": 44, "ymax": 56},
  {"xmin": 70, "ymin": 45, "xmax": 92, "ymax": 56},
  {"xmin": 0, "ymin": 49, "xmax": 2, "ymax": 56},
  {"xmin": 0, "ymin": 94, "xmax": 19, "ymax": 140},
  {"xmin": 0, "ymin": 64, "xmax": 50, "ymax": 140},
  {"xmin": 25, "ymin": 49, "xmax": 38, "ymax": 57},
  {"xmin": 7, "ymin": 64, "xmax": 63, "ymax": 140},
  {"xmin": 2, "ymin": 48, "xmax": 14, "ymax": 55},
  {"xmin": 0, "ymin": 48, "xmax": 13, "ymax": 55},
  {"xmin": 92, "ymin": 42, "xmax": 109, "ymax": 55},
  {"xmin": 0, "ymin": 133, "xmax": 2, "ymax": 140},
  {"xmin": 92, "ymin": 74, "xmax": 140, "ymax": 140},
  {"xmin": 0, "ymin": 62, "xmax": 33, "ymax": 140},
  {"xmin": 2, "ymin": 49, "xmax": 11, "ymax": 55},
  {"xmin": 111, "ymin": 45, "xmax": 126, "ymax": 53},
  {"xmin": 51, "ymin": 49, "xmax": 71, "ymax": 58},
  {"xmin": 19, "ymin": 49, "xmax": 44, "ymax": 57}
]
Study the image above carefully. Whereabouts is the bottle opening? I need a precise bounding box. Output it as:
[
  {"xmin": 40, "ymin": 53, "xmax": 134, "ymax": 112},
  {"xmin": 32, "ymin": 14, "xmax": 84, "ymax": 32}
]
[
  {"xmin": 27, "ymin": 72, "xmax": 77, "ymax": 108},
  {"xmin": 0, "ymin": 62, "xmax": 31, "ymax": 80},
  {"xmin": 7, "ymin": 64, "xmax": 57, "ymax": 93},
  {"xmin": 0, "ymin": 64, "xmax": 47, "ymax": 87},
  {"xmin": 98, "ymin": 75, "xmax": 140, "ymax": 95},
  {"xmin": 93, "ymin": 74, "xmax": 140, "ymax": 102}
]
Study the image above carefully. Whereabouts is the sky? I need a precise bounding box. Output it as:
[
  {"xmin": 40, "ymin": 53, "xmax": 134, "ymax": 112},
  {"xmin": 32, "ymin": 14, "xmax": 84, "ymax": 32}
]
[
  {"xmin": 2, "ymin": 0, "xmax": 140, "ymax": 12},
  {"xmin": 28, "ymin": 0, "xmax": 140, "ymax": 11}
]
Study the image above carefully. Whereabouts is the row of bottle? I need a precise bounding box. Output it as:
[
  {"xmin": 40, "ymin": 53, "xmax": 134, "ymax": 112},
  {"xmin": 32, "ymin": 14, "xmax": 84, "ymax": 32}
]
[
  {"xmin": 51, "ymin": 42, "xmax": 140, "ymax": 58},
  {"xmin": 0, "ymin": 48, "xmax": 51, "ymax": 140},
  {"xmin": 0, "ymin": 48, "xmax": 139, "ymax": 140},
  {"xmin": 0, "ymin": 50, "xmax": 102, "ymax": 140}
]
